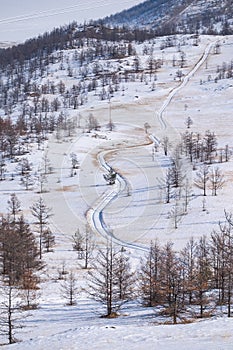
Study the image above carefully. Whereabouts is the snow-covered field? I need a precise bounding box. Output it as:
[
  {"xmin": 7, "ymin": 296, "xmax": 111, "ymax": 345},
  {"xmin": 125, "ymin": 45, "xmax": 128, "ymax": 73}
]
[{"xmin": 0, "ymin": 26, "xmax": 233, "ymax": 349}]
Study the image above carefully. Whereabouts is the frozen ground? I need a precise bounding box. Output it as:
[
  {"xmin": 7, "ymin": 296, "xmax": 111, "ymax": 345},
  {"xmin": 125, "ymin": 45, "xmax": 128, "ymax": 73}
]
[{"xmin": 0, "ymin": 34, "xmax": 233, "ymax": 348}]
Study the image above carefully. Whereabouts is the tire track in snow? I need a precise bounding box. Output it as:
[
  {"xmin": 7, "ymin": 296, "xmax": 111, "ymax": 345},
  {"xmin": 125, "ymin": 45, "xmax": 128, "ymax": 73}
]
[
  {"xmin": 156, "ymin": 41, "xmax": 215, "ymax": 131},
  {"xmin": 87, "ymin": 139, "xmax": 151, "ymax": 252}
]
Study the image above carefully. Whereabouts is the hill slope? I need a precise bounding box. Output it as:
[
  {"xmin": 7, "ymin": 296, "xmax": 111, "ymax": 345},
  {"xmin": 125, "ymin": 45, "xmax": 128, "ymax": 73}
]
[{"xmin": 103, "ymin": 0, "xmax": 233, "ymax": 35}]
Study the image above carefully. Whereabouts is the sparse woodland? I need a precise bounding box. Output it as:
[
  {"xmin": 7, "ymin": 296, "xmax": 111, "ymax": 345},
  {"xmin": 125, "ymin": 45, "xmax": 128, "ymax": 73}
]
[{"xmin": 0, "ymin": 15, "xmax": 233, "ymax": 345}]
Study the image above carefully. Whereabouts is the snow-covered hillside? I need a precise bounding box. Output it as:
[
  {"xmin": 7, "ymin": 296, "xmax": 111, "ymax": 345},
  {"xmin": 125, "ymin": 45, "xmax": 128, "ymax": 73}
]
[
  {"xmin": 104, "ymin": 0, "xmax": 233, "ymax": 35},
  {"xmin": 0, "ymin": 28, "xmax": 233, "ymax": 348}
]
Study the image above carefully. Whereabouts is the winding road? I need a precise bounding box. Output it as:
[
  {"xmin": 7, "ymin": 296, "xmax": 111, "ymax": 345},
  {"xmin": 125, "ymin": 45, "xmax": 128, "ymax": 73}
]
[{"xmin": 87, "ymin": 40, "xmax": 216, "ymax": 251}]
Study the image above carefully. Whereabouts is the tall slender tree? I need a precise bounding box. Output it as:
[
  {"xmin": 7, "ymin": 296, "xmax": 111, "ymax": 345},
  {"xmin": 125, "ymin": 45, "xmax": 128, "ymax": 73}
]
[
  {"xmin": 30, "ymin": 197, "xmax": 53, "ymax": 259},
  {"xmin": 88, "ymin": 240, "xmax": 134, "ymax": 316}
]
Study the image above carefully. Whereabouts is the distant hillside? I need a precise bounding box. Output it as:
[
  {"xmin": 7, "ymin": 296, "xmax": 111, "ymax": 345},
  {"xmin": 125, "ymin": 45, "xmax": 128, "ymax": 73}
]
[{"xmin": 103, "ymin": 0, "xmax": 233, "ymax": 35}]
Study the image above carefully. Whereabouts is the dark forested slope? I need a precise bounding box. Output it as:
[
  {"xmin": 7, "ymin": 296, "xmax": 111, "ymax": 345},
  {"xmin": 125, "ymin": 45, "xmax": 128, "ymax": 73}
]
[{"xmin": 103, "ymin": 0, "xmax": 233, "ymax": 35}]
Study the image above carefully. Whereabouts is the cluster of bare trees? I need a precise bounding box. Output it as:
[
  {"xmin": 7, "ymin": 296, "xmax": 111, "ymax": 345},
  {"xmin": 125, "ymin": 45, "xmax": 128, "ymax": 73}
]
[
  {"xmin": 0, "ymin": 23, "xmax": 159, "ymax": 119},
  {"xmin": 0, "ymin": 111, "xmax": 77, "ymax": 189},
  {"xmin": 0, "ymin": 22, "xmax": 157, "ymax": 69},
  {"xmin": 214, "ymin": 60, "xmax": 233, "ymax": 82},
  {"xmin": 0, "ymin": 49, "xmax": 161, "ymax": 118},
  {"xmin": 0, "ymin": 214, "xmax": 43, "ymax": 343},
  {"xmin": 194, "ymin": 164, "xmax": 225, "ymax": 197},
  {"xmin": 66, "ymin": 211, "xmax": 233, "ymax": 323},
  {"xmin": 2, "ymin": 195, "xmax": 233, "ymax": 343},
  {"xmin": 158, "ymin": 143, "xmax": 193, "ymax": 229},
  {"xmin": 182, "ymin": 129, "xmax": 222, "ymax": 165},
  {"xmin": 0, "ymin": 215, "xmax": 42, "ymax": 288},
  {"xmin": 156, "ymin": 128, "xmax": 228, "ymax": 230},
  {"xmin": 0, "ymin": 194, "xmax": 55, "ymax": 344},
  {"xmin": 0, "ymin": 33, "xmax": 163, "ymax": 175},
  {"xmin": 181, "ymin": 129, "xmax": 227, "ymax": 197},
  {"xmin": 139, "ymin": 210, "xmax": 233, "ymax": 323},
  {"xmin": 160, "ymin": 146, "xmax": 187, "ymax": 206},
  {"xmin": 72, "ymin": 225, "xmax": 95, "ymax": 269}
]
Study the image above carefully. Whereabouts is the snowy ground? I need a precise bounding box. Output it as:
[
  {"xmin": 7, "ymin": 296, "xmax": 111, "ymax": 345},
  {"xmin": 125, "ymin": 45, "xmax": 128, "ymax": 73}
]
[
  {"xmin": 1, "ymin": 34, "xmax": 233, "ymax": 348},
  {"xmin": 5, "ymin": 303, "xmax": 233, "ymax": 350}
]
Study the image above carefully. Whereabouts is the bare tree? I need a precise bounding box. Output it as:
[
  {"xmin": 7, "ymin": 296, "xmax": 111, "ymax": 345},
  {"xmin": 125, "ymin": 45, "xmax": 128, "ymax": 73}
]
[
  {"xmin": 42, "ymin": 228, "xmax": 55, "ymax": 252},
  {"xmin": 183, "ymin": 179, "xmax": 192, "ymax": 214},
  {"xmin": 169, "ymin": 196, "xmax": 183, "ymax": 229},
  {"xmin": 16, "ymin": 157, "xmax": 32, "ymax": 176},
  {"xmin": 0, "ymin": 154, "xmax": 6, "ymax": 181},
  {"xmin": 83, "ymin": 225, "xmax": 95, "ymax": 269},
  {"xmin": 31, "ymin": 197, "xmax": 53, "ymax": 259},
  {"xmin": 20, "ymin": 270, "xmax": 40, "ymax": 310},
  {"xmin": 57, "ymin": 261, "xmax": 68, "ymax": 280},
  {"xmin": 194, "ymin": 164, "xmax": 210, "ymax": 196},
  {"xmin": 0, "ymin": 282, "xmax": 24, "ymax": 344},
  {"xmin": 86, "ymin": 113, "xmax": 100, "ymax": 132},
  {"xmin": 176, "ymin": 69, "xmax": 183, "ymax": 81},
  {"xmin": 170, "ymin": 153, "xmax": 186, "ymax": 189},
  {"xmin": 219, "ymin": 145, "xmax": 230, "ymax": 163},
  {"xmin": 88, "ymin": 240, "xmax": 117, "ymax": 316},
  {"xmin": 60, "ymin": 271, "xmax": 79, "ymax": 306},
  {"xmin": 203, "ymin": 130, "xmax": 217, "ymax": 164},
  {"xmin": 224, "ymin": 144, "xmax": 230, "ymax": 162},
  {"xmin": 161, "ymin": 136, "xmax": 170, "ymax": 156},
  {"xmin": 36, "ymin": 172, "xmax": 48, "ymax": 193},
  {"xmin": 73, "ymin": 225, "xmax": 95, "ymax": 269},
  {"xmin": 88, "ymin": 240, "xmax": 134, "ymax": 317},
  {"xmin": 185, "ymin": 116, "xmax": 193, "ymax": 129},
  {"xmin": 114, "ymin": 247, "xmax": 135, "ymax": 303},
  {"xmin": 0, "ymin": 215, "xmax": 42, "ymax": 286},
  {"xmin": 180, "ymin": 238, "xmax": 198, "ymax": 304},
  {"xmin": 211, "ymin": 222, "xmax": 228, "ymax": 306},
  {"xmin": 224, "ymin": 211, "xmax": 233, "ymax": 317},
  {"xmin": 182, "ymin": 131, "xmax": 195, "ymax": 163},
  {"xmin": 72, "ymin": 228, "xmax": 84, "ymax": 258},
  {"xmin": 7, "ymin": 193, "xmax": 21, "ymax": 222},
  {"xmin": 159, "ymin": 242, "xmax": 185, "ymax": 324},
  {"xmin": 139, "ymin": 241, "xmax": 162, "ymax": 307},
  {"xmin": 180, "ymin": 51, "xmax": 186, "ymax": 68},
  {"xmin": 41, "ymin": 151, "xmax": 51, "ymax": 175},
  {"xmin": 193, "ymin": 236, "xmax": 212, "ymax": 318},
  {"xmin": 70, "ymin": 153, "xmax": 79, "ymax": 177},
  {"xmin": 160, "ymin": 168, "xmax": 174, "ymax": 204},
  {"xmin": 209, "ymin": 167, "xmax": 225, "ymax": 196},
  {"xmin": 144, "ymin": 122, "xmax": 151, "ymax": 134},
  {"xmin": 212, "ymin": 210, "xmax": 233, "ymax": 317},
  {"xmin": 17, "ymin": 157, "xmax": 34, "ymax": 191},
  {"xmin": 20, "ymin": 172, "xmax": 34, "ymax": 191}
]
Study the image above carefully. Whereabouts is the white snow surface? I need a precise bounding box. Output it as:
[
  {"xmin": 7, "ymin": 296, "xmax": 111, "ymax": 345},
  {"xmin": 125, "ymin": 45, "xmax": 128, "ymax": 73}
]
[{"xmin": 5, "ymin": 308, "xmax": 233, "ymax": 350}]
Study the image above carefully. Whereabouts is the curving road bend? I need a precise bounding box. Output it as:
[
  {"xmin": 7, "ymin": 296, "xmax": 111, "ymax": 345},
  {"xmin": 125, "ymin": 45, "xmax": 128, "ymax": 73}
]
[{"xmin": 87, "ymin": 147, "xmax": 150, "ymax": 252}]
